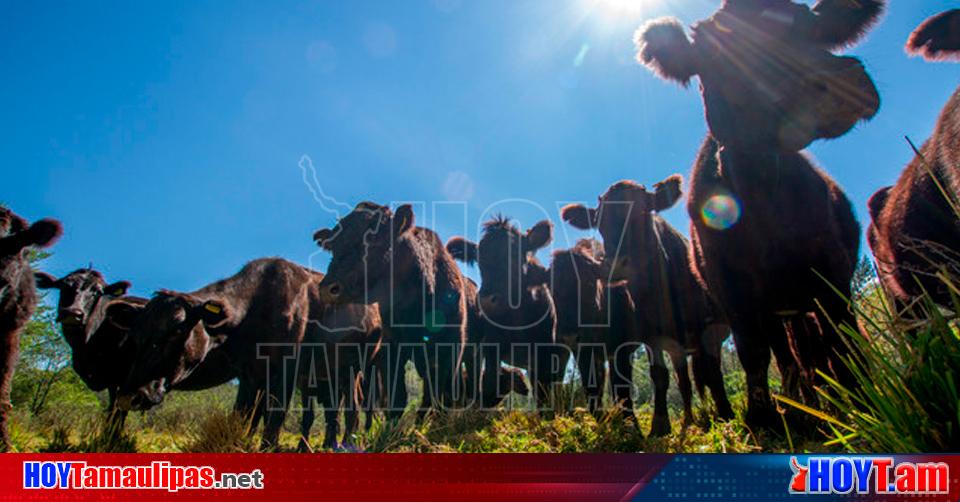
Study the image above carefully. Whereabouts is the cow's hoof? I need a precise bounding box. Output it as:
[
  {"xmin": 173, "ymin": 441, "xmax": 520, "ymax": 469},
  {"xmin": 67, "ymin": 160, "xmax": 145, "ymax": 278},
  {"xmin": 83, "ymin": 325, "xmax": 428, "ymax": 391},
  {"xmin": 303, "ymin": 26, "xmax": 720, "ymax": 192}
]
[
  {"xmin": 716, "ymin": 405, "xmax": 735, "ymax": 421},
  {"xmin": 744, "ymin": 407, "xmax": 780, "ymax": 432},
  {"xmin": 649, "ymin": 416, "xmax": 671, "ymax": 437}
]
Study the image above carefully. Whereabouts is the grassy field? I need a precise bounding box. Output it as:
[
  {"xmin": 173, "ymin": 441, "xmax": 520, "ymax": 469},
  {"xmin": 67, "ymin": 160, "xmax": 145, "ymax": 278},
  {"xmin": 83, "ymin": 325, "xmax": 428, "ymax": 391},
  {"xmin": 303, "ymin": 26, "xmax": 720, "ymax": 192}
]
[{"xmin": 10, "ymin": 351, "xmax": 828, "ymax": 454}]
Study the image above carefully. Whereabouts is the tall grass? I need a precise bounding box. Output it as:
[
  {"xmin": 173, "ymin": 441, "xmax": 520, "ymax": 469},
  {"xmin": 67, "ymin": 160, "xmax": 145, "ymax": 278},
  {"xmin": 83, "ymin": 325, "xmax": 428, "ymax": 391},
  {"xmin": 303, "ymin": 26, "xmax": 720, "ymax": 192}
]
[{"xmin": 780, "ymin": 268, "xmax": 960, "ymax": 452}]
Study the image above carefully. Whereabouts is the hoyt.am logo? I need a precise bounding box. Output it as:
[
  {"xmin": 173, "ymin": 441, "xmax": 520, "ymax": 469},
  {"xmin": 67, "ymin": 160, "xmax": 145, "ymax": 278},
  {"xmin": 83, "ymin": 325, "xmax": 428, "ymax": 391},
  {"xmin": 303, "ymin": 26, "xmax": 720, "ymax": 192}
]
[{"xmin": 789, "ymin": 456, "xmax": 949, "ymax": 495}]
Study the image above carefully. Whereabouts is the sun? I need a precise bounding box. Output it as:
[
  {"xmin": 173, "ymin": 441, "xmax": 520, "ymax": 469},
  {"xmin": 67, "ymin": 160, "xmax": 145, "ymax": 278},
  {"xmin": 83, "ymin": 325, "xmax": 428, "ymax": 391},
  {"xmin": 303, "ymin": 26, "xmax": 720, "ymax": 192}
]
[{"xmin": 586, "ymin": 0, "xmax": 656, "ymax": 16}]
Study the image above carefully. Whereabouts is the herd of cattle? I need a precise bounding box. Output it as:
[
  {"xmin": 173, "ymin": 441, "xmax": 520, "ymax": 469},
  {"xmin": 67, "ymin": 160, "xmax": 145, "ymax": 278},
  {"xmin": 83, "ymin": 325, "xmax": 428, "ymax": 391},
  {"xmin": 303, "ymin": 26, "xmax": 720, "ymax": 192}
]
[{"xmin": 1, "ymin": 1, "xmax": 958, "ymax": 452}]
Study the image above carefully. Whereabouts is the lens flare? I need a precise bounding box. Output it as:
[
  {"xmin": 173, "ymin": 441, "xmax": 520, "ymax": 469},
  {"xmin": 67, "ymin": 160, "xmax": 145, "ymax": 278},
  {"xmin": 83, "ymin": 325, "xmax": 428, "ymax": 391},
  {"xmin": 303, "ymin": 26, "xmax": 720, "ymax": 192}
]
[{"xmin": 700, "ymin": 194, "xmax": 742, "ymax": 230}]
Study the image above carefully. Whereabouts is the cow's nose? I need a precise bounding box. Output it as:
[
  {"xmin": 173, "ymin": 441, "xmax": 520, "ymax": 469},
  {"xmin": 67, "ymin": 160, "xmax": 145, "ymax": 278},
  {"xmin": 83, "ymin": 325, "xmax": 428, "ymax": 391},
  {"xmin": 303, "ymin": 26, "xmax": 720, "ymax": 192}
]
[
  {"xmin": 58, "ymin": 308, "xmax": 84, "ymax": 325},
  {"xmin": 321, "ymin": 282, "xmax": 342, "ymax": 302}
]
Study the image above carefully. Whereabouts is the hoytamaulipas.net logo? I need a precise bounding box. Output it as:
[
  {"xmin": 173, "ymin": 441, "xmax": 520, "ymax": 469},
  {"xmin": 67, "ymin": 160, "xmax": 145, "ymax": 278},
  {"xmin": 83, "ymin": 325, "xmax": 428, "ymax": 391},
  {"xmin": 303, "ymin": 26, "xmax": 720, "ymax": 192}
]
[
  {"xmin": 23, "ymin": 461, "xmax": 264, "ymax": 492},
  {"xmin": 789, "ymin": 456, "xmax": 949, "ymax": 495}
]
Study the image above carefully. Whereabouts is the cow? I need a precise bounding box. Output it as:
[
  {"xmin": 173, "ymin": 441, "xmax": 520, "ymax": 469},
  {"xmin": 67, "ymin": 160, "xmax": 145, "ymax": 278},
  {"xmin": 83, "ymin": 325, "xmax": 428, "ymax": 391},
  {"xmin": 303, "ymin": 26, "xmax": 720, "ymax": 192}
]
[
  {"xmin": 868, "ymin": 9, "xmax": 960, "ymax": 308},
  {"xmin": 34, "ymin": 268, "xmax": 145, "ymax": 438},
  {"xmin": 314, "ymin": 202, "xmax": 468, "ymax": 419},
  {"xmin": 0, "ymin": 207, "xmax": 62, "ymax": 451},
  {"xmin": 543, "ymin": 239, "xmax": 638, "ymax": 418},
  {"xmin": 562, "ymin": 179, "xmax": 732, "ymax": 436},
  {"xmin": 634, "ymin": 0, "xmax": 883, "ymax": 428},
  {"xmin": 115, "ymin": 257, "xmax": 380, "ymax": 450},
  {"xmin": 446, "ymin": 217, "xmax": 564, "ymax": 408}
]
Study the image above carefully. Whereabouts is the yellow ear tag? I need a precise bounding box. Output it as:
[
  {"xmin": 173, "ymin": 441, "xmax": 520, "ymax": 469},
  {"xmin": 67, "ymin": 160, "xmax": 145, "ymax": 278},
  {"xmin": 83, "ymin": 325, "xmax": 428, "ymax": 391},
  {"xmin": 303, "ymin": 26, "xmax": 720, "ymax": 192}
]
[{"xmin": 204, "ymin": 303, "xmax": 222, "ymax": 315}]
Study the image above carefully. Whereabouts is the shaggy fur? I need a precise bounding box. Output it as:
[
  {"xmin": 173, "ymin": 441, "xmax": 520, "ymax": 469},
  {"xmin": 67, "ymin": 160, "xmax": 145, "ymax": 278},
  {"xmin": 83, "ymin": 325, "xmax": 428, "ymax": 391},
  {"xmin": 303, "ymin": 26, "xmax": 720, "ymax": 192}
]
[
  {"xmin": 562, "ymin": 178, "xmax": 732, "ymax": 436},
  {"xmin": 0, "ymin": 207, "xmax": 61, "ymax": 451},
  {"xmin": 36, "ymin": 268, "xmax": 144, "ymax": 438},
  {"xmin": 869, "ymin": 11, "xmax": 960, "ymax": 306},
  {"xmin": 636, "ymin": 0, "xmax": 882, "ymax": 429},
  {"xmin": 315, "ymin": 202, "xmax": 468, "ymax": 420},
  {"xmin": 446, "ymin": 217, "xmax": 560, "ymax": 407}
]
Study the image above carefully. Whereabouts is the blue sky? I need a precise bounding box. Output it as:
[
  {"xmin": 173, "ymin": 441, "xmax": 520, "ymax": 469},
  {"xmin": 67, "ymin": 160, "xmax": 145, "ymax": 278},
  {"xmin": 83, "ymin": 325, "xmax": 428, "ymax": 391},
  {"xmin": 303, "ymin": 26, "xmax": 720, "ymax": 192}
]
[{"xmin": 2, "ymin": 0, "xmax": 957, "ymax": 296}]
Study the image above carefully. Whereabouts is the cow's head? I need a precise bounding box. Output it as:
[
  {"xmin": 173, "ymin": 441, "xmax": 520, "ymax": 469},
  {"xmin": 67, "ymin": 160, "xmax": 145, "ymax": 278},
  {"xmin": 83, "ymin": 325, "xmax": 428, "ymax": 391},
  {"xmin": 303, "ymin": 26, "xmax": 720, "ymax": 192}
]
[
  {"xmin": 0, "ymin": 206, "xmax": 62, "ymax": 254},
  {"xmin": 314, "ymin": 202, "xmax": 414, "ymax": 305},
  {"xmin": 635, "ymin": 0, "xmax": 883, "ymax": 151},
  {"xmin": 562, "ymin": 176, "xmax": 682, "ymax": 281},
  {"xmin": 907, "ymin": 9, "xmax": 960, "ymax": 61},
  {"xmin": 35, "ymin": 269, "xmax": 130, "ymax": 332},
  {"xmin": 447, "ymin": 216, "xmax": 552, "ymax": 316},
  {"xmin": 117, "ymin": 291, "xmax": 229, "ymax": 410}
]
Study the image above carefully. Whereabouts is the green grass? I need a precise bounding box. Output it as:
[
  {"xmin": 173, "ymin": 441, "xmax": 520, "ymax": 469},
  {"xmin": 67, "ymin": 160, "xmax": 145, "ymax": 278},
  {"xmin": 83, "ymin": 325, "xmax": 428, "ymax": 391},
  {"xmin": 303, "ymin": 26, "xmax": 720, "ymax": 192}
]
[
  {"xmin": 779, "ymin": 271, "xmax": 960, "ymax": 453},
  {"xmin": 9, "ymin": 354, "xmax": 832, "ymax": 453}
]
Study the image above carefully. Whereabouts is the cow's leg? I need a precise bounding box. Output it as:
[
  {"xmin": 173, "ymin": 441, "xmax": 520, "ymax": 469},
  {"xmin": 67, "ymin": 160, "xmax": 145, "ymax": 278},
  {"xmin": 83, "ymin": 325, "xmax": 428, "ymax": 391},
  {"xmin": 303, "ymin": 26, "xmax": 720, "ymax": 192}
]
[
  {"xmin": 817, "ymin": 289, "xmax": 859, "ymax": 393},
  {"xmin": 260, "ymin": 365, "xmax": 296, "ymax": 451},
  {"xmin": 669, "ymin": 350, "xmax": 694, "ymax": 426},
  {"xmin": 105, "ymin": 388, "xmax": 128, "ymax": 443},
  {"xmin": 297, "ymin": 391, "xmax": 315, "ymax": 453},
  {"xmin": 459, "ymin": 342, "xmax": 476, "ymax": 409},
  {"xmin": 479, "ymin": 345, "xmax": 501, "ymax": 409},
  {"xmin": 647, "ymin": 345, "xmax": 671, "ymax": 437},
  {"xmin": 777, "ymin": 317, "xmax": 807, "ymax": 402},
  {"xmin": 362, "ymin": 365, "xmax": 381, "ymax": 430},
  {"xmin": 577, "ymin": 346, "xmax": 603, "ymax": 414},
  {"xmin": 234, "ymin": 374, "xmax": 263, "ymax": 435},
  {"xmin": 731, "ymin": 315, "xmax": 777, "ymax": 430},
  {"xmin": 385, "ymin": 346, "xmax": 409, "ymax": 422},
  {"xmin": 0, "ymin": 326, "xmax": 19, "ymax": 452},
  {"xmin": 694, "ymin": 325, "xmax": 733, "ymax": 420},
  {"xmin": 341, "ymin": 371, "xmax": 361, "ymax": 449},
  {"xmin": 319, "ymin": 380, "xmax": 340, "ymax": 450},
  {"xmin": 534, "ymin": 343, "xmax": 569, "ymax": 410},
  {"xmin": 610, "ymin": 345, "xmax": 637, "ymax": 423},
  {"xmin": 411, "ymin": 346, "xmax": 433, "ymax": 418},
  {"xmin": 429, "ymin": 337, "xmax": 459, "ymax": 411},
  {"xmin": 783, "ymin": 315, "xmax": 821, "ymax": 406}
]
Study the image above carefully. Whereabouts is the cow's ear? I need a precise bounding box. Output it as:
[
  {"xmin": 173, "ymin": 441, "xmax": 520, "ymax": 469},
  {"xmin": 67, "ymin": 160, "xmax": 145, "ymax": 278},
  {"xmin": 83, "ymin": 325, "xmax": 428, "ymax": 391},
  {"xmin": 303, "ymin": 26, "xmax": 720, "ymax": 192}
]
[
  {"xmin": 524, "ymin": 220, "xmax": 553, "ymax": 252},
  {"xmin": 392, "ymin": 204, "xmax": 415, "ymax": 237},
  {"xmin": 906, "ymin": 9, "xmax": 960, "ymax": 61},
  {"xmin": 105, "ymin": 300, "xmax": 144, "ymax": 330},
  {"xmin": 24, "ymin": 219, "xmax": 63, "ymax": 249},
  {"xmin": 446, "ymin": 237, "xmax": 479, "ymax": 265},
  {"xmin": 868, "ymin": 186, "xmax": 891, "ymax": 221},
  {"xmin": 313, "ymin": 228, "xmax": 334, "ymax": 250},
  {"xmin": 561, "ymin": 204, "xmax": 598, "ymax": 230},
  {"xmin": 634, "ymin": 17, "xmax": 699, "ymax": 85},
  {"xmin": 198, "ymin": 300, "xmax": 230, "ymax": 327},
  {"xmin": 105, "ymin": 281, "xmax": 131, "ymax": 297},
  {"xmin": 34, "ymin": 272, "xmax": 59, "ymax": 289},
  {"xmin": 807, "ymin": 0, "xmax": 885, "ymax": 49},
  {"xmin": 653, "ymin": 175, "xmax": 683, "ymax": 212}
]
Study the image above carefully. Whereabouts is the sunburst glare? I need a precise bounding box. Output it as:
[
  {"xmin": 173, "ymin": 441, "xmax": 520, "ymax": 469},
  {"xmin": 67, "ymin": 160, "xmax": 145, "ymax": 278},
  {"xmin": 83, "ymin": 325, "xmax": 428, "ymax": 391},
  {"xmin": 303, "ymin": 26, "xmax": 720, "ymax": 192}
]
[{"xmin": 585, "ymin": 0, "xmax": 659, "ymax": 17}]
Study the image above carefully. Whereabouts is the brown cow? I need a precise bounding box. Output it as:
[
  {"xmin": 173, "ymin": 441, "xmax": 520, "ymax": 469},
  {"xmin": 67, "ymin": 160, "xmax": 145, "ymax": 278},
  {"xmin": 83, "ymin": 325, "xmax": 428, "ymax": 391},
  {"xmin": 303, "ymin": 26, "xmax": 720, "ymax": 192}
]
[
  {"xmin": 0, "ymin": 207, "xmax": 62, "ymax": 451},
  {"xmin": 544, "ymin": 240, "xmax": 639, "ymax": 418},
  {"xmin": 34, "ymin": 268, "xmax": 145, "ymax": 437},
  {"xmin": 563, "ymin": 179, "xmax": 732, "ymax": 436},
  {"xmin": 447, "ymin": 217, "xmax": 564, "ymax": 408},
  {"xmin": 635, "ymin": 0, "xmax": 882, "ymax": 428},
  {"xmin": 116, "ymin": 257, "xmax": 379, "ymax": 450},
  {"xmin": 314, "ymin": 202, "xmax": 468, "ymax": 418},
  {"xmin": 868, "ymin": 9, "xmax": 960, "ymax": 307}
]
